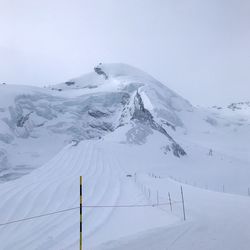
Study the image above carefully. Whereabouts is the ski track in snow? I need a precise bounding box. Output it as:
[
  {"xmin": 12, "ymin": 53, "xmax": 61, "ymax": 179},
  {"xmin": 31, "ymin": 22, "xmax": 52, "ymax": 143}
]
[
  {"xmin": 0, "ymin": 139, "xmax": 183, "ymax": 250},
  {"xmin": 0, "ymin": 140, "xmax": 175, "ymax": 250},
  {"xmin": 0, "ymin": 141, "xmax": 124, "ymax": 249}
]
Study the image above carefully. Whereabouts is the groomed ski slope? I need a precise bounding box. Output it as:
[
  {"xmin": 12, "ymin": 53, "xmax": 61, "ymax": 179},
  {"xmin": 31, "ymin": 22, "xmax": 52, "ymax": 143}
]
[
  {"xmin": 0, "ymin": 139, "xmax": 178, "ymax": 250},
  {"xmin": 1, "ymin": 135, "xmax": 250, "ymax": 249},
  {"xmin": 96, "ymin": 174, "xmax": 250, "ymax": 250}
]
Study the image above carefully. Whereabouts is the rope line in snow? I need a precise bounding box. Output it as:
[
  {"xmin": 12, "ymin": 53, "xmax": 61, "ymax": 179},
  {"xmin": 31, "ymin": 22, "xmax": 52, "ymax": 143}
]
[
  {"xmin": 0, "ymin": 201, "xmax": 181, "ymax": 227},
  {"xmin": 83, "ymin": 201, "xmax": 181, "ymax": 208},
  {"xmin": 0, "ymin": 206, "xmax": 79, "ymax": 227}
]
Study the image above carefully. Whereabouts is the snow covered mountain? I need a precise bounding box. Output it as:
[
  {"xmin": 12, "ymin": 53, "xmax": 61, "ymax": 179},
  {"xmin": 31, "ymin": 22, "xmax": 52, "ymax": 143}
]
[
  {"xmin": 0, "ymin": 63, "xmax": 250, "ymax": 250},
  {"xmin": 0, "ymin": 63, "xmax": 192, "ymax": 181}
]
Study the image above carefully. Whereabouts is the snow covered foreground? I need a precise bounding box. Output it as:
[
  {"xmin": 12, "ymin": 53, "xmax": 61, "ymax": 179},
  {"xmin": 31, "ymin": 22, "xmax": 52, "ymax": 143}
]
[{"xmin": 0, "ymin": 63, "xmax": 250, "ymax": 249}]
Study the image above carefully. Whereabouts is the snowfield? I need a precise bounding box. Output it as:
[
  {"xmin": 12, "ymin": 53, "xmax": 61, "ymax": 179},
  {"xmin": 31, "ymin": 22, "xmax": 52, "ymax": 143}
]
[{"xmin": 0, "ymin": 63, "xmax": 249, "ymax": 249}]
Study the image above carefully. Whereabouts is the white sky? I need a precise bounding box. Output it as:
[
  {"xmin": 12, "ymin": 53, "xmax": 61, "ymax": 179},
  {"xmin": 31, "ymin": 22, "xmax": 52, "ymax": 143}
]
[{"xmin": 0, "ymin": 0, "xmax": 249, "ymax": 106}]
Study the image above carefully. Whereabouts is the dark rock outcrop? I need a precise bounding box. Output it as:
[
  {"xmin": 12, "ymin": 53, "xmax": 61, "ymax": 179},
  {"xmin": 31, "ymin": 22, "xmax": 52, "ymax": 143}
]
[
  {"xmin": 130, "ymin": 91, "xmax": 186, "ymax": 157},
  {"xmin": 94, "ymin": 64, "xmax": 108, "ymax": 80}
]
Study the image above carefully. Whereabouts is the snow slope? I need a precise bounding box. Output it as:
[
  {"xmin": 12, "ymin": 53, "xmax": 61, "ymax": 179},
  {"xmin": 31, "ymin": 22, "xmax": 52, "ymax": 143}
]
[
  {"xmin": 0, "ymin": 63, "xmax": 250, "ymax": 249},
  {"xmin": 95, "ymin": 173, "xmax": 250, "ymax": 250},
  {"xmin": 0, "ymin": 139, "xmax": 180, "ymax": 249}
]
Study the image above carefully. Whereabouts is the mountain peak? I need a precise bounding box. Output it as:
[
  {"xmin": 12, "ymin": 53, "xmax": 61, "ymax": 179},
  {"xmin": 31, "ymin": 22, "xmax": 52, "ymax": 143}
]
[
  {"xmin": 58, "ymin": 62, "xmax": 163, "ymax": 91},
  {"xmin": 54, "ymin": 63, "xmax": 193, "ymax": 116}
]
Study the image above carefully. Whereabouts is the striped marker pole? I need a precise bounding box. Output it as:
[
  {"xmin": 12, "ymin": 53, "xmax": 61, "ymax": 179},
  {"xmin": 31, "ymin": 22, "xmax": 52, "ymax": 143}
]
[{"xmin": 80, "ymin": 176, "xmax": 83, "ymax": 250}]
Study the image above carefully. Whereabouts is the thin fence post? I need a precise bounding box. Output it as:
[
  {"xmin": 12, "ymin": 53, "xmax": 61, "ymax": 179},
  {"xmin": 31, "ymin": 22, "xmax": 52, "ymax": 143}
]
[
  {"xmin": 248, "ymin": 188, "xmax": 250, "ymax": 196},
  {"xmin": 157, "ymin": 190, "xmax": 159, "ymax": 205},
  {"xmin": 168, "ymin": 192, "xmax": 172, "ymax": 212},
  {"xmin": 80, "ymin": 176, "xmax": 83, "ymax": 250},
  {"xmin": 223, "ymin": 184, "xmax": 225, "ymax": 193},
  {"xmin": 148, "ymin": 189, "xmax": 151, "ymax": 199},
  {"xmin": 180, "ymin": 186, "xmax": 186, "ymax": 221}
]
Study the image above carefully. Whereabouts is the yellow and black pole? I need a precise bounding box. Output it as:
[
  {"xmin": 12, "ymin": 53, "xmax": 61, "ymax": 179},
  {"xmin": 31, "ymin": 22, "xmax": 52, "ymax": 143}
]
[{"xmin": 80, "ymin": 176, "xmax": 83, "ymax": 250}]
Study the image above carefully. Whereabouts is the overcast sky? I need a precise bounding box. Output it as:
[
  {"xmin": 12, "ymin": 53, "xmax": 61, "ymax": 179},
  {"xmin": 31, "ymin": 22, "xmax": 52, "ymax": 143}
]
[{"xmin": 0, "ymin": 0, "xmax": 249, "ymax": 106}]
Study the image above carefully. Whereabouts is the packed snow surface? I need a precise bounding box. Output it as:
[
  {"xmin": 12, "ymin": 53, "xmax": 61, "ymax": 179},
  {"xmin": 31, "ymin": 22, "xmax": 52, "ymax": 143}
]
[{"xmin": 0, "ymin": 63, "xmax": 250, "ymax": 249}]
